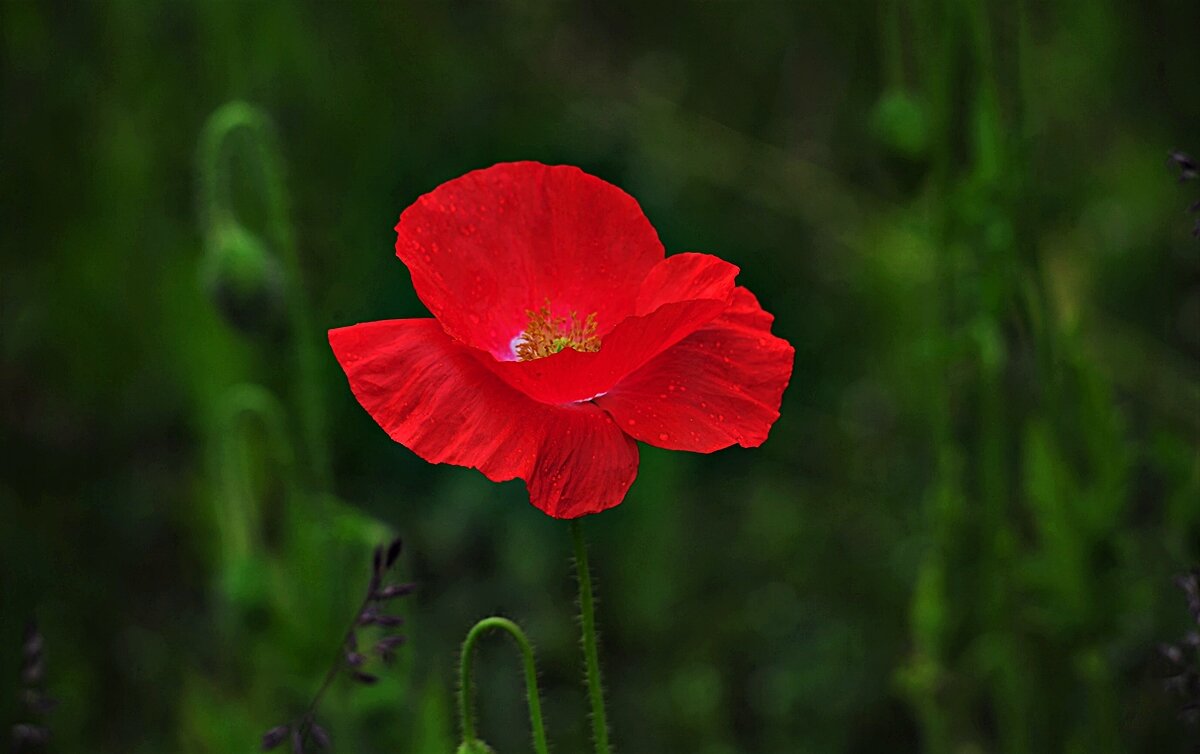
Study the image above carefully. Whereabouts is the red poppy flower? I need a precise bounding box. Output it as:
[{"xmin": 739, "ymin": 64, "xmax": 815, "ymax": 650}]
[{"xmin": 329, "ymin": 162, "xmax": 794, "ymax": 519}]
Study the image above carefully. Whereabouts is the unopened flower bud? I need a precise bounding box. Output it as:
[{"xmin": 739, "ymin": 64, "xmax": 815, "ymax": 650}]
[
  {"xmin": 202, "ymin": 224, "xmax": 286, "ymax": 336},
  {"xmin": 870, "ymin": 90, "xmax": 930, "ymax": 162}
]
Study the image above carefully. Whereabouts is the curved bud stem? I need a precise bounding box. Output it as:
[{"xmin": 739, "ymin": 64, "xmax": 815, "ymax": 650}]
[
  {"xmin": 458, "ymin": 617, "xmax": 550, "ymax": 754},
  {"xmin": 570, "ymin": 519, "xmax": 612, "ymax": 754},
  {"xmin": 214, "ymin": 383, "xmax": 298, "ymax": 561},
  {"xmin": 197, "ymin": 101, "xmax": 290, "ymax": 249}
]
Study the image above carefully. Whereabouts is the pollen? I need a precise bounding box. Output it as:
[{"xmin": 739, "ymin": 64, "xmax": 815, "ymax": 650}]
[{"xmin": 515, "ymin": 301, "xmax": 600, "ymax": 361}]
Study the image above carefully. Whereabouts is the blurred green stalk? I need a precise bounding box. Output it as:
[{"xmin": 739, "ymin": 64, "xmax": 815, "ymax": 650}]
[{"xmin": 198, "ymin": 101, "xmax": 332, "ymax": 493}]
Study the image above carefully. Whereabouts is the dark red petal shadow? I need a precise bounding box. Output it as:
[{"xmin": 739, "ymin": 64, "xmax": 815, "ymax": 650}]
[
  {"xmin": 478, "ymin": 253, "xmax": 739, "ymax": 405},
  {"xmin": 594, "ymin": 287, "xmax": 794, "ymax": 452},
  {"xmin": 329, "ymin": 319, "xmax": 639, "ymax": 518},
  {"xmin": 395, "ymin": 162, "xmax": 664, "ymax": 359}
]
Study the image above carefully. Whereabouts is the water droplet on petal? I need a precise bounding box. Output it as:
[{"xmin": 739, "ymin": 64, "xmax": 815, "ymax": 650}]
[{"xmin": 658, "ymin": 432, "xmax": 670, "ymax": 442}]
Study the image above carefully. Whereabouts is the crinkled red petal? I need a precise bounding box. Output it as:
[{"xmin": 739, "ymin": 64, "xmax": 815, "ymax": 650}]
[
  {"xmin": 478, "ymin": 253, "xmax": 740, "ymax": 405},
  {"xmin": 329, "ymin": 319, "xmax": 639, "ymax": 518},
  {"xmin": 594, "ymin": 287, "xmax": 794, "ymax": 452},
  {"xmin": 395, "ymin": 162, "xmax": 664, "ymax": 359}
]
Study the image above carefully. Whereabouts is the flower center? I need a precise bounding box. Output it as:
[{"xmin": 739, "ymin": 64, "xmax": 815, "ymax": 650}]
[{"xmin": 514, "ymin": 302, "xmax": 600, "ymax": 361}]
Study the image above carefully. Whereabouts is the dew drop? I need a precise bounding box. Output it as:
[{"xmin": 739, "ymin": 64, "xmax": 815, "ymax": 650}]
[
  {"xmin": 626, "ymin": 418, "xmax": 636, "ymax": 427},
  {"xmin": 658, "ymin": 432, "xmax": 670, "ymax": 442}
]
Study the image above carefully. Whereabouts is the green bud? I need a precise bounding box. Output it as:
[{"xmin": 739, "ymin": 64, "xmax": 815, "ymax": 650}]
[
  {"xmin": 221, "ymin": 556, "xmax": 271, "ymax": 613},
  {"xmin": 869, "ymin": 90, "xmax": 930, "ymax": 162},
  {"xmin": 201, "ymin": 224, "xmax": 286, "ymax": 336},
  {"xmin": 455, "ymin": 740, "xmax": 497, "ymax": 754}
]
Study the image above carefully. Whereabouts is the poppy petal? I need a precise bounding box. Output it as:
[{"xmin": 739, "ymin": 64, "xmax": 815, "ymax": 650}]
[
  {"xmin": 395, "ymin": 162, "xmax": 665, "ymax": 360},
  {"xmin": 635, "ymin": 252, "xmax": 741, "ymax": 314},
  {"xmin": 594, "ymin": 287, "xmax": 794, "ymax": 452},
  {"xmin": 329, "ymin": 319, "xmax": 639, "ymax": 518},
  {"xmin": 478, "ymin": 253, "xmax": 739, "ymax": 405}
]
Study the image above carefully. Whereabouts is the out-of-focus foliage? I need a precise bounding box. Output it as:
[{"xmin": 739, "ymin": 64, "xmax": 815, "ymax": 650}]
[{"xmin": 2, "ymin": 1, "xmax": 1198, "ymax": 752}]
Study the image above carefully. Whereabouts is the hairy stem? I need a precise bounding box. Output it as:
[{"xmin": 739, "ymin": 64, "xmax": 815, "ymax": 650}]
[
  {"xmin": 458, "ymin": 617, "xmax": 549, "ymax": 754},
  {"xmin": 571, "ymin": 519, "xmax": 611, "ymax": 754}
]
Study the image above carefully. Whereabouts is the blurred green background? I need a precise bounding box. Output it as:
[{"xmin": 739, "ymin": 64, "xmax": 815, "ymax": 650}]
[{"xmin": 2, "ymin": 1, "xmax": 1199, "ymax": 752}]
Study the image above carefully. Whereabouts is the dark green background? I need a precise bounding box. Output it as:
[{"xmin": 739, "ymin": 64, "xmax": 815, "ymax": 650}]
[{"xmin": 2, "ymin": 1, "xmax": 1198, "ymax": 752}]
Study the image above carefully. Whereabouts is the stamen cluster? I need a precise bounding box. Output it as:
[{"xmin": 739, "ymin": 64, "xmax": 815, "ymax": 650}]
[{"xmin": 515, "ymin": 303, "xmax": 600, "ymax": 361}]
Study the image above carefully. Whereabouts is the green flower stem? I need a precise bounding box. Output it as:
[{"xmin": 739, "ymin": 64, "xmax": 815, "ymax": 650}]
[
  {"xmin": 458, "ymin": 617, "xmax": 549, "ymax": 754},
  {"xmin": 570, "ymin": 519, "xmax": 611, "ymax": 754}
]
